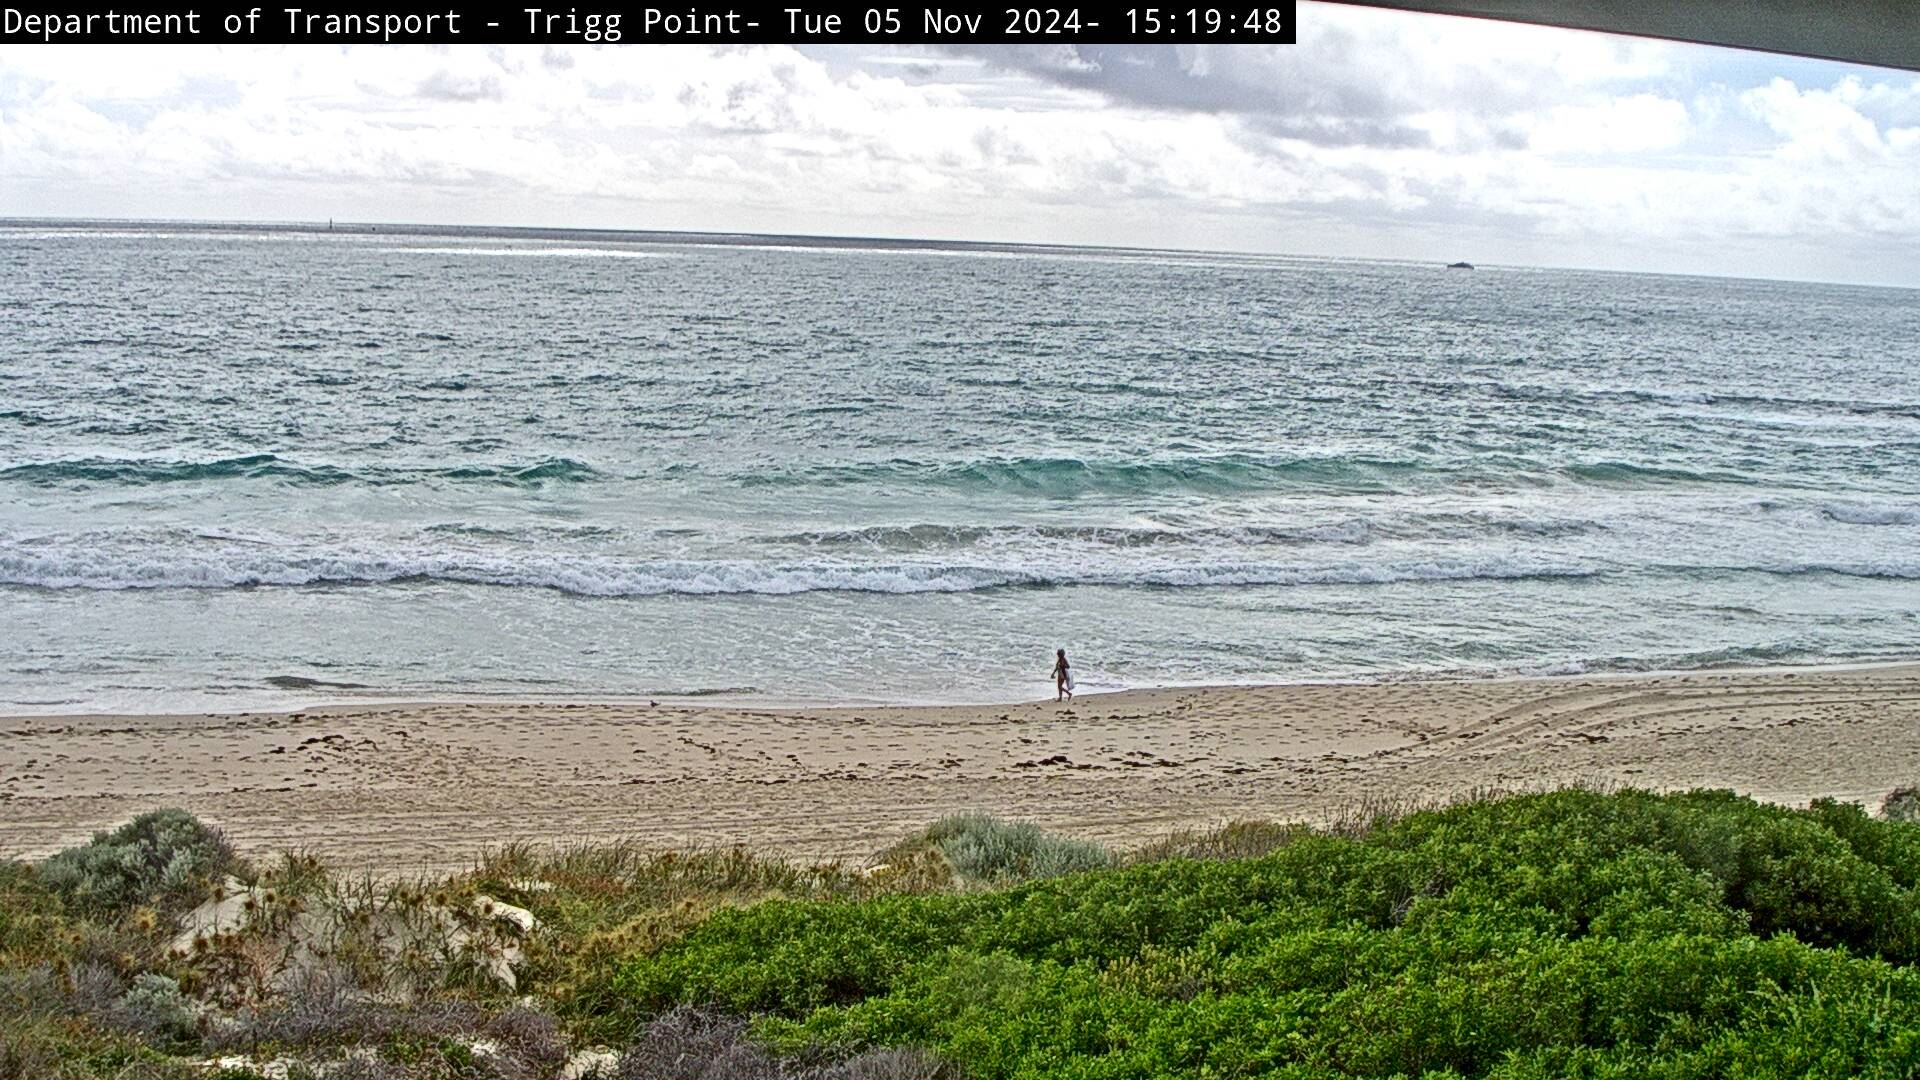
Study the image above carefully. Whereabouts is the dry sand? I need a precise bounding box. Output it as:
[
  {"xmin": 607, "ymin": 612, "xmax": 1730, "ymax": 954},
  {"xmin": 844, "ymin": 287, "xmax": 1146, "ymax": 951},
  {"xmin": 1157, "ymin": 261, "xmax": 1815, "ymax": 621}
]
[{"xmin": 4, "ymin": 665, "xmax": 1919, "ymax": 874}]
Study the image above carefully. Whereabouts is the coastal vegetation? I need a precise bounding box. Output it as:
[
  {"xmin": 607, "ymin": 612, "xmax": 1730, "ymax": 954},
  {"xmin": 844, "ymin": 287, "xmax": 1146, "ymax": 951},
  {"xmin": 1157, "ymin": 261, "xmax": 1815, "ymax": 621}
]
[{"xmin": 5, "ymin": 787, "xmax": 1920, "ymax": 1078}]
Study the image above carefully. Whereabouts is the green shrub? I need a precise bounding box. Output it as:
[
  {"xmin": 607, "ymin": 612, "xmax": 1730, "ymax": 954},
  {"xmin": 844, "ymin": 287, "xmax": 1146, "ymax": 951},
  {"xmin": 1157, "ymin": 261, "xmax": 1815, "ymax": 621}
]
[
  {"xmin": 12, "ymin": 789, "xmax": 1920, "ymax": 1078},
  {"xmin": 613, "ymin": 789, "xmax": 1920, "ymax": 1079},
  {"xmin": 39, "ymin": 810, "xmax": 248, "ymax": 918},
  {"xmin": 1805, "ymin": 796, "xmax": 1920, "ymax": 889}
]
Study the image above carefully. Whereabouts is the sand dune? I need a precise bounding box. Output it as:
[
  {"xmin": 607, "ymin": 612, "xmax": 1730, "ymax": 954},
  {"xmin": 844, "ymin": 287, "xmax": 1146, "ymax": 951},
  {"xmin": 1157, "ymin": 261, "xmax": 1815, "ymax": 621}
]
[{"xmin": 5, "ymin": 665, "xmax": 1918, "ymax": 873}]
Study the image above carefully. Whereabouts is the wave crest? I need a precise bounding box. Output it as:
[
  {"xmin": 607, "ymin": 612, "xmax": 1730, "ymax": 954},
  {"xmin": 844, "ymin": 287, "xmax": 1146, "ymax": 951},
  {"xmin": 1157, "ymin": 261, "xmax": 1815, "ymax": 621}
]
[
  {"xmin": 0, "ymin": 454, "xmax": 602, "ymax": 488},
  {"xmin": 1820, "ymin": 502, "xmax": 1920, "ymax": 526},
  {"xmin": 759, "ymin": 520, "xmax": 1377, "ymax": 551},
  {"xmin": 0, "ymin": 543, "xmax": 1596, "ymax": 596},
  {"xmin": 740, "ymin": 454, "xmax": 1430, "ymax": 496},
  {"xmin": 736, "ymin": 454, "xmax": 1757, "ymax": 496}
]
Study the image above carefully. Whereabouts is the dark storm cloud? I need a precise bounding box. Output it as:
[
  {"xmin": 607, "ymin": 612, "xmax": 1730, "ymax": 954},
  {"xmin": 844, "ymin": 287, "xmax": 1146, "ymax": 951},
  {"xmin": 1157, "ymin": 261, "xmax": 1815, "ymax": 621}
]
[
  {"xmin": 938, "ymin": 44, "xmax": 1434, "ymax": 147},
  {"xmin": 1243, "ymin": 113, "xmax": 1436, "ymax": 148},
  {"xmin": 949, "ymin": 45, "xmax": 1267, "ymax": 111},
  {"xmin": 417, "ymin": 71, "xmax": 505, "ymax": 101}
]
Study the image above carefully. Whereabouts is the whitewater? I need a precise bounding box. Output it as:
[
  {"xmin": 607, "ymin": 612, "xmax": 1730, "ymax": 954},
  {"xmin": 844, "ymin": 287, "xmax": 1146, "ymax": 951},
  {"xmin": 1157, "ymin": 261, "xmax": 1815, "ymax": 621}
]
[{"xmin": 3, "ymin": 221, "xmax": 1918, "ymax": 712}]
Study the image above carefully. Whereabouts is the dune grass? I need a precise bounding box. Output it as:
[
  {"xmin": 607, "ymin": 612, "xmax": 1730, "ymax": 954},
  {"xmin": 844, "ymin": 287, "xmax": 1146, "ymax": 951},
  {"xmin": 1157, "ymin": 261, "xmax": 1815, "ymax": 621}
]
[{"xmin": 5, "ymin": 788, "xmax": 1920, "ymax": 1077}]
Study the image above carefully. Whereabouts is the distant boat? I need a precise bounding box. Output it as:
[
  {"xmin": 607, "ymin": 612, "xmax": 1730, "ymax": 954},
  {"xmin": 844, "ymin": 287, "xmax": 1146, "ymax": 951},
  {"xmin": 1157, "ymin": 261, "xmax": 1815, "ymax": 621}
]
[{"xmin": 1446, "ymin": 261, "xmax": 1474, "ymax": 270}]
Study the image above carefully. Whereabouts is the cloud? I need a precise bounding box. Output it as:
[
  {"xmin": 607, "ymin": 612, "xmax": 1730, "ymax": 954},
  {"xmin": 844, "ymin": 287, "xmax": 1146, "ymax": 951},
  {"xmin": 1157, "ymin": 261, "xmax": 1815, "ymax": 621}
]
[
  {"xmin": 1743, "ymin": 76, "xmax": 1889, "ymax": 160},
  {"xmin": 0, "ymin": 22, "xmax": 1916, "ymax": 286},
  {"xmin": 1529, "ymin": 93, "xmax": 1690, "ymax": 154},
  {"xmin": 940, "ymin": 7, "xmax": 1681, "ymax": 149},
  {"xmin": 417, "ymin": 70, "xmax": 505, "ymax": 102}
]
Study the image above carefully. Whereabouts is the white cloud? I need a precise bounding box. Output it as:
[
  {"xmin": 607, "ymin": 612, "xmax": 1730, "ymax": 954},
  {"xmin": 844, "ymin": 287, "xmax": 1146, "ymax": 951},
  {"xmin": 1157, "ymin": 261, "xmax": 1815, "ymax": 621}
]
[
  {"xmin": 1, "ymin": 14, "xmax": 1917, "ymax": 286},
  {"xmin": 1743, "ymin": 76, "xmax": 1888, "ymax": 160},
  {"xmin": 1528, "ymin": 94, "xmax": 1690, "ymax": 155}
]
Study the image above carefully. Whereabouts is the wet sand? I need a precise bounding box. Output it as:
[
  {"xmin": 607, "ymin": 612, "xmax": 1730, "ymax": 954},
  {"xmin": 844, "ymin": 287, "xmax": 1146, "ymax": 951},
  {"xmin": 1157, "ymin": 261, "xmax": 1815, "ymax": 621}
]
[{"xmin": 5, "ymin": 665, "xmax": 1918, "ymax": 873}]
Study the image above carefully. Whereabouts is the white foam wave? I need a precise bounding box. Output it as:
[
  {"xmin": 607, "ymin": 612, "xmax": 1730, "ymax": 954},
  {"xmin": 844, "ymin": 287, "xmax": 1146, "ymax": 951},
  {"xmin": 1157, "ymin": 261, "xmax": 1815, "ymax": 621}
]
[
  {"xmin": 1820, "ymin": 502, "xmax": 1920, "ymax": 526},
  {"xmin": 1757, "ymin": 560, "xmax": 1920, "ymax": 579},
  {"xmin": 1515, "ymin": 660, "xmax": 1590, "ymax": 677},
  {"xmin": 764, "ymin": 519, "xmax": 1377, "ymax": 551},
  {"xmin": 0, "ymin": 543, "xmax": 1595, "ymax": 596}
]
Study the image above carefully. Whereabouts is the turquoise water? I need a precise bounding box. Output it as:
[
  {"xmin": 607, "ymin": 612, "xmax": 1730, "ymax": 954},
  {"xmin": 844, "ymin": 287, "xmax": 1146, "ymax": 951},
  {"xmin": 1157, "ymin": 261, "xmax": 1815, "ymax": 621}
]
[{"xmin": 3, "ymin": 222, "xmax": 1919, "ymax": 713}]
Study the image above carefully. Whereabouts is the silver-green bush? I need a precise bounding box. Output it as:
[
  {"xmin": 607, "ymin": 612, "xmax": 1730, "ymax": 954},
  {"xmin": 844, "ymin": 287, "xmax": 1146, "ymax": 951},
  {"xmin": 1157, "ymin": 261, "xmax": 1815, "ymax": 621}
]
[
  {"xmin": 113, "ymin": 973, "xmax": 200, "ymax": 1040},
  {"xmin": 925, "ymin": 814, "xmax": 1114, "ymax": 884},
  {"xmin": 1882, "ymin": 786, "xmax": 1920, "ymax": 823},
  {"xmin": 39, "ymin": 809, "xmax": 247, "ymax": 917}
]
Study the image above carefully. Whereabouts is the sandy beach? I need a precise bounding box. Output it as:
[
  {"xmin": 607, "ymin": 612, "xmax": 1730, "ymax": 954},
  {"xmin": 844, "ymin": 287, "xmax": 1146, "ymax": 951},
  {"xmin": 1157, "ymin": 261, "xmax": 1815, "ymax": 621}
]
[{"xmin": 5, "ymin": 664, "xmax": 1919, "ymax": 873}]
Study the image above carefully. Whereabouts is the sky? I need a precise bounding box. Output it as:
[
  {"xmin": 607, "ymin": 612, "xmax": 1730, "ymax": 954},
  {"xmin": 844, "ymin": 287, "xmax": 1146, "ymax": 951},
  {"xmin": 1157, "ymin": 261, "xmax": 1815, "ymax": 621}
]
[{"xmin": 2, "ymin": 9, "xmax": 1918, "ymax": 286}]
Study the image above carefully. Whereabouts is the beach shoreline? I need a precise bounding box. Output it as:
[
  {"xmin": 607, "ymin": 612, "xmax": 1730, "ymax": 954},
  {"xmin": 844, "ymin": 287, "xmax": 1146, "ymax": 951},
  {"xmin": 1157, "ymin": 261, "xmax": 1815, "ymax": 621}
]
[
  {"xmin": 5, "ymin": 662, "xmax": 1919, "ymax": 874},
  {"xmin": 13, "ymin": 652, "xmax": 1920, "ymax": 722}
]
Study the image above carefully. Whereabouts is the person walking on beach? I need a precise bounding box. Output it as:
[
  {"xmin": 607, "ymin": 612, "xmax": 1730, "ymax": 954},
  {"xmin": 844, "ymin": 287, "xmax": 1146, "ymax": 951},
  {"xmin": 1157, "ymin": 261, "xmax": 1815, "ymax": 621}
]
[{"xmin": 1052, "ymin": 648, "xmax": 1075, "ymax": 702}]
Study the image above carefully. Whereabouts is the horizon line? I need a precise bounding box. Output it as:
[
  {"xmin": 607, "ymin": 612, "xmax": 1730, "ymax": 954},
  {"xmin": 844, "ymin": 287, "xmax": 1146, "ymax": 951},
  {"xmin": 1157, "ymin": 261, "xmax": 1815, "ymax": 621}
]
[{"xmin": 3, "ymin": 214, "xmax": 1911, "ymax": 293}]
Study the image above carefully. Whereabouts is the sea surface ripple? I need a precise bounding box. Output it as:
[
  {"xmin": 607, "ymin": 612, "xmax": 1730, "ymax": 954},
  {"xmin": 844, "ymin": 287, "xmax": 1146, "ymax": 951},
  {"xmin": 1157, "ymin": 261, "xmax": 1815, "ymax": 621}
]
[{"xmin": 3, "ymin": 223, "xmax": 1918, "ymax": 711}]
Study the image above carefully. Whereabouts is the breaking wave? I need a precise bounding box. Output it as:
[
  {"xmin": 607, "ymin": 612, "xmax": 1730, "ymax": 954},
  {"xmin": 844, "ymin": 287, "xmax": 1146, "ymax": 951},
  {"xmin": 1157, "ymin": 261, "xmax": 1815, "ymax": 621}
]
[
  {"xmin": 1562, "ymin": 461, "xmax": 1747, "ymax": 487},
  {"xmin": 1820, "ymin": 502, "xmax": 1920, "ymax": 526},
  {"xmin": 759, "ymin": 520, "xmax": 1379, "ymax": 550},
  {"xmin": 758, "ymin": 514, "xmax": 1609, "ymax": 550},
  {"xmin": 0, "ymin": 543, "xmax": 1598, "ymax": 596},
  {"xmin": 737, "ymin": 454, "xmax": 1761, "ymax": 496},
  {"xmin": 0, "ymin": 454, "xmax": 602, "ymax": 488},
  {"xmin": 739, "ymin": 454, "xmax": 1432, "ymax": 496},
  {"xmin": 7, "ymin": 536, "xmax": 1912, "ymax": 596}
]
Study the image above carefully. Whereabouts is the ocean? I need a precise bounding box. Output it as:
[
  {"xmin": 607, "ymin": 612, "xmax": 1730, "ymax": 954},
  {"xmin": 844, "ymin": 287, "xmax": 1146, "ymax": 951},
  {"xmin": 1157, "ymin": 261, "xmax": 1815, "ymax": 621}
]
[{"xmin": 3, "ymin": 221, "xmax": 1918, "ymax": 714}]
